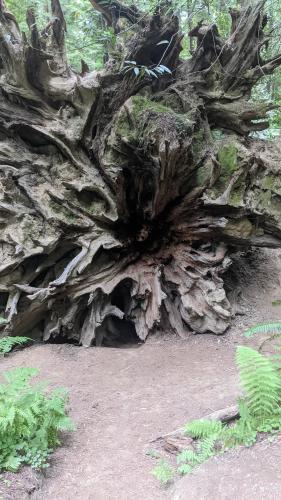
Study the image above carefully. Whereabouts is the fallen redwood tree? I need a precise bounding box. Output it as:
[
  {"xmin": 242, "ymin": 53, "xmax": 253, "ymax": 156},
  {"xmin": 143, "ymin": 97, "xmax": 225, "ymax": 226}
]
[{"xmin": 0, "ymin": 0, "xmax": 281, "ymax": 346}]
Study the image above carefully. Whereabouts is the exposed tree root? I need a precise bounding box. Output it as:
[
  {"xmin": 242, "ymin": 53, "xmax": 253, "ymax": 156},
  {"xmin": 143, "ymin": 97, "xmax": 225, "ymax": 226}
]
[{"xmin": 0, "ymin": 0, "xmax": 281, "ymax": 345}]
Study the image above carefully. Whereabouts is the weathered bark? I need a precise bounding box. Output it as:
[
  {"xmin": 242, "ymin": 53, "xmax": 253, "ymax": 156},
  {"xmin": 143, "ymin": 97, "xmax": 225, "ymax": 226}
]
[{"xmin": 0, "ymin": 0, "xmax": 281, "ymax": 346}]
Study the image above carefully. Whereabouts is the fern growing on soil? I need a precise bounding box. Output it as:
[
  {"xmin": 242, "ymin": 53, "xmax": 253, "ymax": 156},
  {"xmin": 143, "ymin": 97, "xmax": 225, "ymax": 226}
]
[
  {"xmin": 0, "ymin": 336, "xmax": 32, "ymax": 355},
  {"xmin": 236, "ymin": 346, "xmax": 281, "ymax": 416},
  {"xmin": 0, "ymin": 367, "xmax": 74, "ymax": 471},
  {"xmin": 152, "ymin": 344, "xmax": 281, "ymax": 483},
  {"xmin": 244, "ymin": 322, "xmax": 281, "ymax": 338},
  {"xmin": 152, "ymin": 460, "xmax": 174, "ymax": 484}
]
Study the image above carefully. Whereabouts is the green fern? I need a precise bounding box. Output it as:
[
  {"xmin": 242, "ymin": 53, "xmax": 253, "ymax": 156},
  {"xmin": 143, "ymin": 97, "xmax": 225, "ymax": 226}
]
[
  {"xmin": 177, "ymin": 463, "xmax": 194, "ymax": 474},
  {"xmin": 152, "ymin": 460, "xmax": 174, "ymax": 484},
  {"xmin": 236, "ymin": 346, "xmax": 281, "ymax": 416},
  {"xmin": 0, "ymin": 336, "xmax": 32, "ymax": 355},
  {"xmin": 184, "ymin": 419, "xmax": 223, "ymax": 439},
  {"xmin": 244, "ymin": 322, "xmax": 281, "ymax": 338},
  {"xmin": 152, "ymin": 344, "xmax": 281, "ymax": 483},
  {"xmin": 220, "ymin": 417, "xmax": 257, "ymax": 448},
  {"xmin": 176, "ymin": 420, "xmax": 222, "ymax": 475},
  {"xmin": 177, "ymin": 448, "xmax": 197, "ymax": 465},
  {"xmin": 198, "ymin": 435, "xmax": 217, "ymax": 459},
  {"xmin": 0, "ymin": 367, "xmax": 74, "ymax": 471}
]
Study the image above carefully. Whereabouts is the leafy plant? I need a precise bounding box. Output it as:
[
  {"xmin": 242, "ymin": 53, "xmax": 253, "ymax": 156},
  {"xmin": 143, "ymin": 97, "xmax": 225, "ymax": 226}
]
[
  {"xmin": 152, "ymin": 344, "xmax": 281, "ymax": 483},
  {"xmin": 0, "ymin": 367, "xmax": 74, "ymax": 471},
  {"xmin": 244, "ymin": 322, "xmax": 281, "ymax": 355},
  {"xmin": 151, "ymin": 459, "xmax": 174, "ymax": 484},
  {"xmin": 122, "ymin": 60, "xmax": 172, "ymax": 79},
  {"xmin": 236, "ymin": 346, "xmax": 281, "ymax": 416},
  {"xmin": 184, "ymin": 419, "xmax": 223, "ymax": 439},
  {"xmin": 244, "ymin": 322, "xmax": 281, "ymax": 338},
  {"xmin": 0, "ymin": 336, "xmax": 32, "ymax": 355}
]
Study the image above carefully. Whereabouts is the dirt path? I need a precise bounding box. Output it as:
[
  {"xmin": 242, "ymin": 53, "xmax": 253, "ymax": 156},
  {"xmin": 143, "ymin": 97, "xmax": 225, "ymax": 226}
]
[
  {"xmin": 1, "ymin": 249, "xmax": 281, "ymax": 500},
  {"xmin": 2, "ymin": 339, "xmax": 240, "ymax": 500},
  {"xmin": 172, "ymin": 434, "xmax": 281, "ymax": 500}
]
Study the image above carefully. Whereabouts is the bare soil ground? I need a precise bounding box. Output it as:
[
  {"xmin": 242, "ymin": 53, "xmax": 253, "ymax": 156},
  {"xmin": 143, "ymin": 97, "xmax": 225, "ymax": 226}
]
[
  {"xmin": 0, "ymin": 249, "xmax": 281, "ymax": 500},
  {"xmin": 172, "ymin": 434, "xmax": 281, "ymax": 500}
]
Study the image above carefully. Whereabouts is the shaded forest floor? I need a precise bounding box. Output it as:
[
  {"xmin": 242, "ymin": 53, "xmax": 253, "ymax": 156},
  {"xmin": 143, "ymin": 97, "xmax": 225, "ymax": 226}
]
[{"xmin": 1, "ymin": 249, "xmax": 281, "ymax": 500}]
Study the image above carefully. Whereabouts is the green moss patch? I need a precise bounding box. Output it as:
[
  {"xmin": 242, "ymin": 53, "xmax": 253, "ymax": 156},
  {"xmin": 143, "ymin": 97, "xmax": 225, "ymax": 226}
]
[{"xmin": 218, "ymin": 143, "xmax": 238, "ymax": 175}]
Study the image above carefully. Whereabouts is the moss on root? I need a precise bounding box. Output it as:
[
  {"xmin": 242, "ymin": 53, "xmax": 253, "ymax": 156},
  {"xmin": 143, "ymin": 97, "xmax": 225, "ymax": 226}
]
[
  {"xmin": 261, "ymin": 175, "xmax": 281, "ymax": 195},
  {"xmin": 218, "ymin": 143, "xmax": 238, "ymax": 176},
  {"xmin": 206, "ymin": 142, "xmax": 243, "ymax": 201},
  {"xmin": 223, "ymin": 217, "xmax": 253, "ymax": 239}
]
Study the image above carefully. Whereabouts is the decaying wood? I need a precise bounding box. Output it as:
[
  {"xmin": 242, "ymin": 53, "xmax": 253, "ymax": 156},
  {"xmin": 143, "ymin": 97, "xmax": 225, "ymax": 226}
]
[
  {"xmin": 204, "ymin": 404, "xmax": 239, "ymax": 423},
  {"xmin": 151, "ymin": 404, "xmax": 239, "ymax": 446},
  {"xmin": 0, "ymin": 0, "xmax": 281, "ymax": 345},
  {"xmin": 164, "ymin": 436, "xmax": 194, "ymax": 455}
]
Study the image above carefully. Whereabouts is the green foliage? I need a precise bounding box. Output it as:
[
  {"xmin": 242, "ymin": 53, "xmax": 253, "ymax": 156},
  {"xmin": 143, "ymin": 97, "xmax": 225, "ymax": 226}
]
[
  {"xmin": 0, "ymin": 368, "xmax": 74, "ymax": 472},
  {"xmin": 4, "ymin": 0, "xmax": 281, "ymax": 134},
  {"xmin": 5, "ymin": 0, "xmax": 113, "ymax": 70},
  {"xmin": 152, "ymin": 344, "xmax": 281, "ymax": 483},
  {"xmin": 236, "ymin": 346, "xmax": 281, "ymax": 416},
  {"xmin": 151, "ymin": 460, "xmax": 174, "ymax": 484},
  {"xmin": 244, "ymin": 322, "xmax": 281, "ymax": 338},
  {"xmin": 218, "ymin": 143, "xmax": 237, "ymax": 171},
  {"xmin": 0, "ymin": 336, "xmax": 32, "ymax": 355},
  {"xmin": 184, "ymin": 419, "xmax": 223, "ymax": 439},
  {"xmin": 122, "ymin": 60, "xmax": 172, "ymax": 79},
  {"xmin": 177, "ymin": 434, "xmax": 218, "ymax": 475}
]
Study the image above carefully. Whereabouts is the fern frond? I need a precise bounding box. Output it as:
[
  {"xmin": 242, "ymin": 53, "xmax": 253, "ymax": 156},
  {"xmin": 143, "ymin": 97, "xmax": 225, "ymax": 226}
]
[
  {"xmin": 244, "ymin": 323, "xmax": 281, "ymax": 338},
  {"xmin": 177, "ymin": 463, "xmax": 193, "ymax": 474},
  {"xmin": 221, "ymin": 418, "xmax": 257, "ymax": 448},
  {"xmin": 0, "ymin": 368, "xmax": 73, "ymax": 472},
  {"xmin": 176, "ymin": 435, "xmax": 217, "ymax": 476},
  {"xmin": 198, "ymin": 435, "xmax": 216, "ymax": 459},
  {"xmin": 184, "ymin": 419, "xmax": 223, "ymax": 439},
  {"xmin": 236, "ymin": 346, "xmax": 281, "ymax": 416},
  {"xmin": 153, "ymin": 343, "xmax": 281, "ymax": 483},
  {"xmin": 0, "ymin": 336, "xmax": 32, "ymax": 355},
  {"xmin": 176, "ymin": 449, "xmax": 197, "ymax": 465},
  {"xmin": 152, "ymin": 460, "xmax": 174, "ymax": 484}
]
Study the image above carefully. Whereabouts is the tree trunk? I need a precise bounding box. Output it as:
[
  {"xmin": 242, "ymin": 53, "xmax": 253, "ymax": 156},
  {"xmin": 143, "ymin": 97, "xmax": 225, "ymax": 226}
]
[{"xmin": 0, "ymin": 0, "xmax": 281, "ymax": 346}]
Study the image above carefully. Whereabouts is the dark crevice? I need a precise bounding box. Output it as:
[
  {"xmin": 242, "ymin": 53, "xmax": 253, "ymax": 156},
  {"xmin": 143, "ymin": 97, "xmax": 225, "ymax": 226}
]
[
  {"xmin": 48, "ymin": 334, "xmax": 79, "ymax": 345},
  {"xmin": 94, "ymin": 316, "xmax": 141, "ymax": 347},
  {"xmin": 22, "ymin": 254, "xmax": 48, "ymax": 274},
  {"xmin": 0, "ymin": 292, "xmax": 8, "ymax": 316},
  {"xmin": 111, "ymin": 279, "xmax": 133, "ymax": 314},
  {"xmin": 76, "ymin": 188, "xmax": 109, "ymax": 212}
]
